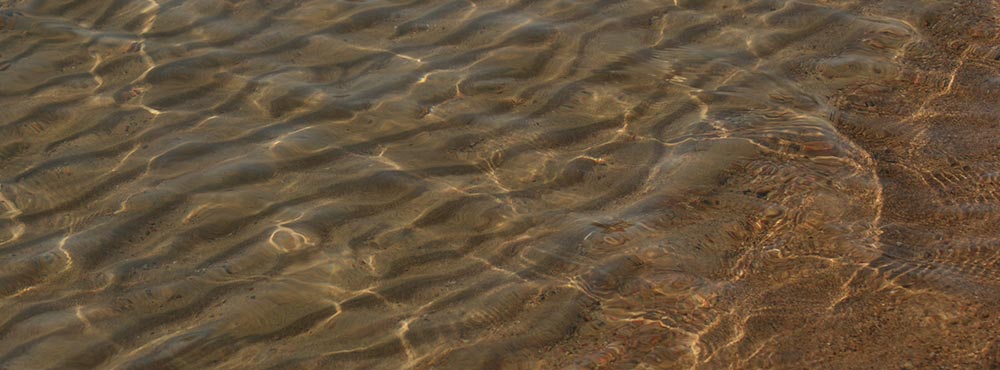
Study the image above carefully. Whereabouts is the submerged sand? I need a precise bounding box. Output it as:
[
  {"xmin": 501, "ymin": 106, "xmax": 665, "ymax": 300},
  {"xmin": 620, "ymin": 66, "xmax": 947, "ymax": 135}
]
[{"xmin": 1, "ymin": 0, "xmax": 999, "ymax": 368}]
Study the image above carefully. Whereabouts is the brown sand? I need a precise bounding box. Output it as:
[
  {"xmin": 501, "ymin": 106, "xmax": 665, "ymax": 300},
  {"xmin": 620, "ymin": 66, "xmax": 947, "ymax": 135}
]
[{"xmin": 1, "ymin": 0, "xmax": 999, "ymax": 369}]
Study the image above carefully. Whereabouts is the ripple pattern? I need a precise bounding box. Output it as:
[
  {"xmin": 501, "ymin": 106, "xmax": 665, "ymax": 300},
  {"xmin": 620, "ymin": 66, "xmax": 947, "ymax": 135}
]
[{"xmin": 1, "ymin": 0, "xmax": 999, "ymax": 369}]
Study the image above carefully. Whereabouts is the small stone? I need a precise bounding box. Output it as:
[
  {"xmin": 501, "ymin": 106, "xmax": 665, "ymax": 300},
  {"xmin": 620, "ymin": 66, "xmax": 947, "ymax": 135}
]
[{"xmin": 764, "ymin": 207, "xmax": 781, "ymax": 217}]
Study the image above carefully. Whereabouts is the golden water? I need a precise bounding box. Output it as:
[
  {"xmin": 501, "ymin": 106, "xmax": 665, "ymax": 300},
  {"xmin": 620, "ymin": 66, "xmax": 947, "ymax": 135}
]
[{"xmin": 2, "ymin": 0, "xmax": 1000, "ymax": 368}]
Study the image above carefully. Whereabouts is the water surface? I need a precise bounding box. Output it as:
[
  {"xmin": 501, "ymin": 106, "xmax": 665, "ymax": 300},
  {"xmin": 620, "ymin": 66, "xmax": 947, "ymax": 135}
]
[{"xmin": 2, "ymin": 0, "xmax": 1000, "ymax": 368}]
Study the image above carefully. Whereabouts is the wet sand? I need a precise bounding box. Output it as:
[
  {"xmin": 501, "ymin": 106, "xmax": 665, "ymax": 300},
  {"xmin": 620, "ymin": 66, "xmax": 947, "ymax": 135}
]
[{"xmin": 2, "ymin": 0, "xmax": 1000, "ymax": 369}]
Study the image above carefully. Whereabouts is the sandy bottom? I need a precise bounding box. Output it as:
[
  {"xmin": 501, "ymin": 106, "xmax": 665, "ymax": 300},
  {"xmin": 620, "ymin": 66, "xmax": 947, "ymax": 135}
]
[{"xmin": 1, "ymin": 0, "xmax": 1000, "ymax": 369}]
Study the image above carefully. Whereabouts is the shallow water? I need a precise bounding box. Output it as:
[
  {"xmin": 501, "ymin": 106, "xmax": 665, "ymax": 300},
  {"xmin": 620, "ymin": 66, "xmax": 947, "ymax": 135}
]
[{"xmin": 2, "ymin": 0, "xmax": 1000, "ymax": 369}]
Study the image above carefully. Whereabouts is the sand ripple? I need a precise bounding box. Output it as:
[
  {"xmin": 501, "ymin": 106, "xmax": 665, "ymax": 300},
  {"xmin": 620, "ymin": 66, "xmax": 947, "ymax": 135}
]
[{"xmin": 2, "ymin": 0, "xmax": 1000, "ymax": 368}]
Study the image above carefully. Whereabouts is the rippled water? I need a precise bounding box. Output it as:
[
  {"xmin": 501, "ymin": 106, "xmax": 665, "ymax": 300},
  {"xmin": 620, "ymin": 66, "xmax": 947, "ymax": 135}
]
[{"xmin": 2, "ymin": 0, "xmax": 1000, "ymax": 368}]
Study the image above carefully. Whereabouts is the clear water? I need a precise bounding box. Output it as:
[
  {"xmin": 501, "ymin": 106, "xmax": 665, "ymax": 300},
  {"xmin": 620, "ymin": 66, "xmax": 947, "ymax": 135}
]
[{"xmin": 2, "ymin": 0, "xmax": 1000, "ymax": 368}]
